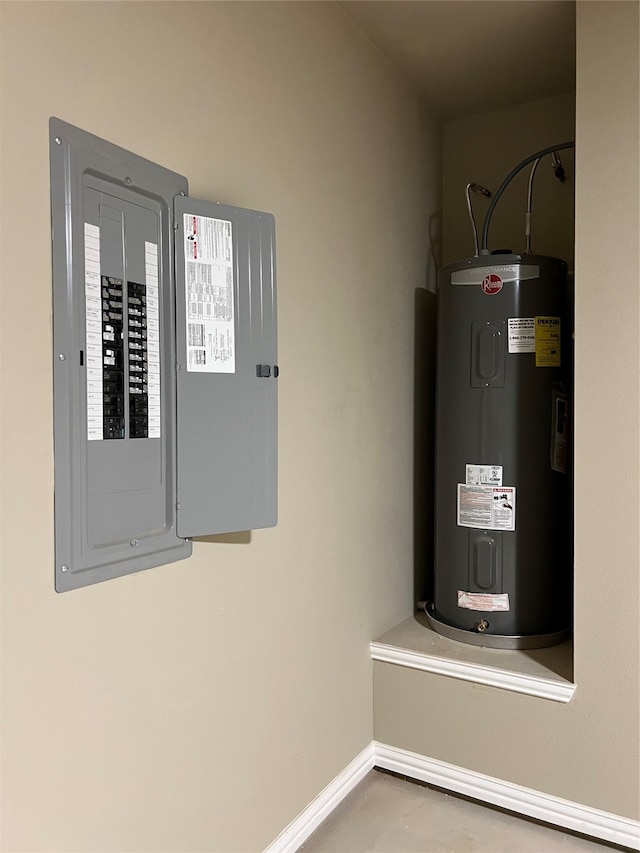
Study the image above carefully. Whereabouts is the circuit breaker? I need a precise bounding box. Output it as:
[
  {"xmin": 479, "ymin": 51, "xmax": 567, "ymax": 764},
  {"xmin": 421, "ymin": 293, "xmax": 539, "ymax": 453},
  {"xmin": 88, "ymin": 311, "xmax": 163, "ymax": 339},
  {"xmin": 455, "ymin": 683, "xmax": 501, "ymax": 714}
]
[{"xmin": 50, "ymin": 119, "xmax": 278, "ymax": 592}]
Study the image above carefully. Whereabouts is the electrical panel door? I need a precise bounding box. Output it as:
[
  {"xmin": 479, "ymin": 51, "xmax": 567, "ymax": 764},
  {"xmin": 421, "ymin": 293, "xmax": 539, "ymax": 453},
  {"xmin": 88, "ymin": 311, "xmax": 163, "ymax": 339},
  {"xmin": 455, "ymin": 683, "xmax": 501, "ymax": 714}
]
[{"xmin": 173, "ymin": 198, "xmax": 278, "ymax": 537}]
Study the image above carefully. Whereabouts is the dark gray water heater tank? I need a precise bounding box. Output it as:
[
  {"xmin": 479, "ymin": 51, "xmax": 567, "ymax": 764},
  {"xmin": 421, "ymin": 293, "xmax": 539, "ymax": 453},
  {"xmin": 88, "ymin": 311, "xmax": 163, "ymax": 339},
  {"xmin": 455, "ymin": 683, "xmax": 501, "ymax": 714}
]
[{"xmin": 427, "ymin": 254, "xmax": 572, "ymax": 649}]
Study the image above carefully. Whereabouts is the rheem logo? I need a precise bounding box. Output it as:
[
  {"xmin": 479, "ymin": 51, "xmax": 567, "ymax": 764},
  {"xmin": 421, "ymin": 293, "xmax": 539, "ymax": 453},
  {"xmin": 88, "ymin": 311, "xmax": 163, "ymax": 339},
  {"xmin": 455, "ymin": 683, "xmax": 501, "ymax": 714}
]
[{"xmin": 482, "ymin": 274, "xmax": 503, "ymax": 295}]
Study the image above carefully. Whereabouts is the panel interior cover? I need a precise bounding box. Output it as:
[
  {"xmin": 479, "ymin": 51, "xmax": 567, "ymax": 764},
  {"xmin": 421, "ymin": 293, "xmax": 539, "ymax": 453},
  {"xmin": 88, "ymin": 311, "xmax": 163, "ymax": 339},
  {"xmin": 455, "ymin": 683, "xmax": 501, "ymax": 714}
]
[{"xmin": 50, "ymin": 118, "xmax": 191, "ymax": 591}]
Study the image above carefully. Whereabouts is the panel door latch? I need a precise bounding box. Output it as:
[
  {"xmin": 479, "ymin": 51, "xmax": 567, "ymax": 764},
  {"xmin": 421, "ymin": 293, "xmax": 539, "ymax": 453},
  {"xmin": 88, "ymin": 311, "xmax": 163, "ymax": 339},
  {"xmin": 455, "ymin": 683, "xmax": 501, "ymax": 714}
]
[{"xmin": 256, "ymin": 364, "xmax": 279, "ymax": 378}]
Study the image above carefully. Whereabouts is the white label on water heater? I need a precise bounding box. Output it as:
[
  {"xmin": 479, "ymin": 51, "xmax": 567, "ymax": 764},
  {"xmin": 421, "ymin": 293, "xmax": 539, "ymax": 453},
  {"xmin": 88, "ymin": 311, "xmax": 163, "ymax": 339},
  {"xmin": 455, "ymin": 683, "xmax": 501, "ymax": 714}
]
[
  {"xmin": 466, "ymin": 464, "xmax": 502, "ymax": 486},
  {"xmin": 457, "ymin": 484, "xmax": 516, "ymax": 532},
  {"xmin": 457, "ymin": 591, "xmax": 510, "ymax": 612},
  {"xmin": 508, "ymin": 317, "xmax": 535, "ymax": 353}
]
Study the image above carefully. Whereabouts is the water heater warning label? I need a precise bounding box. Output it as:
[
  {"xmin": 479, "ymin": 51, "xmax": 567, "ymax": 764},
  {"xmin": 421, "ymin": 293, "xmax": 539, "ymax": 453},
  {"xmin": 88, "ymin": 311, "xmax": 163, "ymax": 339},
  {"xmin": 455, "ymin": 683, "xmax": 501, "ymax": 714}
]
[
  {"xmin": 508, "ymin": 317, "xmax": 535, "ymax": 353},
  {"xmin": 457, "ymin": 591, "xmax": 510, "ymax": 612},
  {"xmin": 457, "ymin": 484, "xmax": 516, "ymax": 531}
]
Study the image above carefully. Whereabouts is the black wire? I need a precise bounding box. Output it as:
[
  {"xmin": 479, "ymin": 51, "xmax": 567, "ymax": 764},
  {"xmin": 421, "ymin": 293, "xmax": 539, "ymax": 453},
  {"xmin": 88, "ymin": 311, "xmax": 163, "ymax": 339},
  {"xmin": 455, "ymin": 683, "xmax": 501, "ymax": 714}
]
[{"xmin": 480, "ymin": 141, "xmax": 575, "ymax": 254}]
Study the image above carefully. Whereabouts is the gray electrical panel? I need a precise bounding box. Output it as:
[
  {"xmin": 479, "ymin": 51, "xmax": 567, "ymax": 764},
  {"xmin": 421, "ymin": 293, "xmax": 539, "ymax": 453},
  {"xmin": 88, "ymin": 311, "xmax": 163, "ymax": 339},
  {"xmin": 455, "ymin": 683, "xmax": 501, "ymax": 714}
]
[{"xmin": 50, "ymin": 119, "xmax": 277, "ymax": 592}]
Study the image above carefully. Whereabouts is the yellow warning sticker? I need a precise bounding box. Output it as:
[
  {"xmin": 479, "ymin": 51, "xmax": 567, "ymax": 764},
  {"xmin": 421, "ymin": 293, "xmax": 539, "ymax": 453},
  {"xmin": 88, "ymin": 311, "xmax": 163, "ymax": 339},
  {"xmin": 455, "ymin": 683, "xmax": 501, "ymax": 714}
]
[{"xmin": 535, "ymin": 316, "xmax": 561, "ymax": 367}]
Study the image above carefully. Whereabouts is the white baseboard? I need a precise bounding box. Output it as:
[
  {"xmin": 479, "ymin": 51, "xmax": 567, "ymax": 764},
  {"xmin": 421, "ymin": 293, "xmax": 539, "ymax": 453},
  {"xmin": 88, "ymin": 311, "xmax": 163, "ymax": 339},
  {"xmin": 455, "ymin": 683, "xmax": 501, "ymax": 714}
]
[
  {"xmin": 374, "ymin": 742, "xmax": 640, "ymax": 851},
  {"xmin": 263, "ymin": 741, "xmax": 640, "ymax": 852},
  {"xmin": 262, "ymin": 743, "xmax": 375, "ymax": 853}
]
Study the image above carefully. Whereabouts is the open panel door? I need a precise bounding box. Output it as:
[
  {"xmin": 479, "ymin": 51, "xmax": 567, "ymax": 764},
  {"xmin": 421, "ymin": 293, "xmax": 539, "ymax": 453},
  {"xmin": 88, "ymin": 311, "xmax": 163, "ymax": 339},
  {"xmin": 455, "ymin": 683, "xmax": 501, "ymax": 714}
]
[{"xmin": 173, "ymin": 197, "xmax": 278, "ymax": 537}]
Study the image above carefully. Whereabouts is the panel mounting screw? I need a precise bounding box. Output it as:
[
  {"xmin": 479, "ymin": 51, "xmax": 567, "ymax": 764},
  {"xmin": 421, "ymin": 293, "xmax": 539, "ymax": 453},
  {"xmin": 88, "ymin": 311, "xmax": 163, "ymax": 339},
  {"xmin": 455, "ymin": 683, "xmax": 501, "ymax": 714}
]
[
  {"xmin": 54, "ymin": 137, "xmax": 62, "ymax": 145},
  {"xmin": 130, "ymin": 539, "xmax": 138, "ymax": 547},
  {"xmin": 125, "ymin": 176, "xmax": 133, "ymax": 185},
  {"xmin": 180, "ymin": 191, "xmax": 186, "ymax": 196},
  {"xmin": 60, "ymin": 565, "xmax": 69, "ymax": 573},
  {"xmin": 58, "ymin": 353, "xmax": 66, "ymax": 361}
]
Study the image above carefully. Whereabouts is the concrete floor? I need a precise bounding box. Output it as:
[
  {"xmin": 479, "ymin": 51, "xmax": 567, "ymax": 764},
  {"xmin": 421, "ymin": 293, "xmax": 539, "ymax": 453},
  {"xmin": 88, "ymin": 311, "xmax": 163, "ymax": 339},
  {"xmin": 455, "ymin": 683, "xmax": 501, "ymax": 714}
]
[{"xmin": 299, "ymin": 770, "xmax": 622, "ymax": 853}]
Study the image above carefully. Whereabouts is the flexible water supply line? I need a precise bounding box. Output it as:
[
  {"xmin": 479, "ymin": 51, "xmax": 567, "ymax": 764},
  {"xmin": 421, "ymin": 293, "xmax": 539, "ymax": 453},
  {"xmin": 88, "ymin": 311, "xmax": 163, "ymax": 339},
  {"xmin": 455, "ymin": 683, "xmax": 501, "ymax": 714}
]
[
  {"xmin": 524, "ymin": 158, "xmax": 541, "ymax": 254},
  {"xmin": 479, "ymin": 141, "xmax": 574, "ymax": 254},
  {"xmin": 466, "ymin": 182, "xmax": 492, "ymax": 257},
  {"xmin": 466, "ymin": 183, "xmax": 479, "ymax": 257}
]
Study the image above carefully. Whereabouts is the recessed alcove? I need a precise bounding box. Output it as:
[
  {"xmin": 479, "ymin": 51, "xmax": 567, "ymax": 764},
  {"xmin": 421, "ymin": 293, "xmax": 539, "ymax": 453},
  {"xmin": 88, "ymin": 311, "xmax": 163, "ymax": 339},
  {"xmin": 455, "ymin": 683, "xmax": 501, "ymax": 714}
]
[{"xmin": 408, "ymin": 90, "xmax": 577, "ymax": 695}]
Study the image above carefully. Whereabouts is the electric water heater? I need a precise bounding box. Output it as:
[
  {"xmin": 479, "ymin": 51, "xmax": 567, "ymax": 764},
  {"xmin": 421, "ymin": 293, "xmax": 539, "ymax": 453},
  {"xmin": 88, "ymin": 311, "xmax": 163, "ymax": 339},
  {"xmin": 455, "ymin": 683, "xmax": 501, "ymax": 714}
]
[{"xmin": 426, "ymin": 254, "xmax": 572, "ymax": 649}]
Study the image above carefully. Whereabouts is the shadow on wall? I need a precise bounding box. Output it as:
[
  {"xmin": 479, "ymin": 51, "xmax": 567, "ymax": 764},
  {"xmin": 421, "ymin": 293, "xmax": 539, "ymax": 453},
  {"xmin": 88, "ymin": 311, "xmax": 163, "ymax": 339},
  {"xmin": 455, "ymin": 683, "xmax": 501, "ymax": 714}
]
[
  {"xmin": 413, "ymin": 211, "xmax": 441, "ymax": 605},
  {"xmin": 195, "ymin": 531, "xmax": 252, "ymax": 544},
  {"xmin": 426, "ymin": 212, "xmax": 441, "ymax": 295},
  {"xmin": 413, "ymin": 287, "xmax": 437, "ymax": 606}
]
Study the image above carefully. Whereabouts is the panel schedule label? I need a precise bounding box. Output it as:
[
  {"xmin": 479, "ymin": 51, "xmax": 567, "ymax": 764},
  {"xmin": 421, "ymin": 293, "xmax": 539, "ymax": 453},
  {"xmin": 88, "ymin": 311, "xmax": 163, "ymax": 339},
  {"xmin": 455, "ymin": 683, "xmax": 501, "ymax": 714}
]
[
  {"xmin": 144, "ymin": 242, "xmax": 161, "ymax": 438},
  {"xmin": 84, "ymin": 223, "xmax": 103, "ymax": 440},
  {"xmin": 457, "ymin": 484, "xmax": 516, "ymax": 531},
  {"xmin": 183, "ymin": 214, "xmax": 235, "ymax": 373}
]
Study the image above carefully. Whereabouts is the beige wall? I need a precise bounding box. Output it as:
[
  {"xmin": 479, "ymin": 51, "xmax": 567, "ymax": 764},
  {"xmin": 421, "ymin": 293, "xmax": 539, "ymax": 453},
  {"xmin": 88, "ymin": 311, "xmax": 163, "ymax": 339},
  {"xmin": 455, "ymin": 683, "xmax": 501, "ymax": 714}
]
[
  {"xmin": 375, "ymin": 0, "xmax": 640, "ymax": 820},
  {"xmin": 0, "ymin": 3, "xmax": 440, "ymax": 850},
  {"xmin": 442, "ymin": 91, "xmax": 576, "ymax": 266}
]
